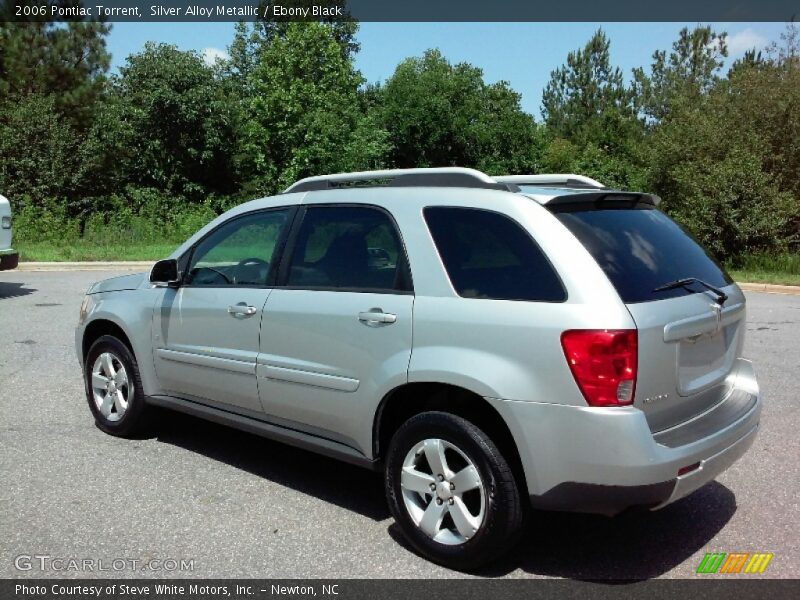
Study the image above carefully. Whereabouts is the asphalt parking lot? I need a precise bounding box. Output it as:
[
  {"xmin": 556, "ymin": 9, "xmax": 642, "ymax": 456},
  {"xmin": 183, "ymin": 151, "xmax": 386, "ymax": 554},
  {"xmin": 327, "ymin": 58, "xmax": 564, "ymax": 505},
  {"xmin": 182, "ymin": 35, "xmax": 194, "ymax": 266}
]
[{"xmin": 1, "ymin": 270, "xmax": 797, "ymax": 580}]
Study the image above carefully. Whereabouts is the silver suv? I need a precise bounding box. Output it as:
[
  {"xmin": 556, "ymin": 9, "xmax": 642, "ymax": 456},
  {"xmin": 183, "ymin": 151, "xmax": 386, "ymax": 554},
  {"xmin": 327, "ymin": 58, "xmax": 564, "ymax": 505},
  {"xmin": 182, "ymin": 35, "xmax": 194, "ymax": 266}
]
[{"xmin": 76, "ymin": 168, "xmax": 761, "ymax": 569}]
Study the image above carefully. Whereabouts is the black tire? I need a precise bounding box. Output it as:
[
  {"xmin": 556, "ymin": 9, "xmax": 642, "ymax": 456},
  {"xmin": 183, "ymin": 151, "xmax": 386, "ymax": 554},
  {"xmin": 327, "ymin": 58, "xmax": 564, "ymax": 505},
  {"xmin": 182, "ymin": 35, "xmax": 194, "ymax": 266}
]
[
  {"xmin": 385, "ymin": 411, "xmax": 523, "ymax": 571},
  {"xmin": 83, "ymin": 335, "xmax": 150, "ymax": 437}
]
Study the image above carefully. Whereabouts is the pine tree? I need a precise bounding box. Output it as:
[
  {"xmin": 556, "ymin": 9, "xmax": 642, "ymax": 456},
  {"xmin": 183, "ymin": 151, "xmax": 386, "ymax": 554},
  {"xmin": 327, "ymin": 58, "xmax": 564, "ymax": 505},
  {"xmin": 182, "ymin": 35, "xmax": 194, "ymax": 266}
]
[
  {"xmin": 632, "ymin": 26, "xmax": 728, "ymax": 122},
  {"xmin": 0, "ymin": 2, "xmax": 110, "ymax": 127},
  {"xmin": 541, "ymin": 29, "xmax": 636, "ymax": 150}
]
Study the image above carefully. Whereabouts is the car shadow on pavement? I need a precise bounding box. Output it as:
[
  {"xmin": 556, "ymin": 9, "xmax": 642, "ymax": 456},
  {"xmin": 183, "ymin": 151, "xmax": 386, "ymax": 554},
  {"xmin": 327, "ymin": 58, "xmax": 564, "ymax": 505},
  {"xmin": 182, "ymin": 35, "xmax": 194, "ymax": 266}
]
[
  {"xmin": 152, "ymin": 410, "xmax": 391, "ymax": 522},
  {"xmin": 385, "ymin": 482, "xmax": 736, "ymax": 580},
  {"xmin": 478, "ymin": 480, "xmax": 736, "ymax": 580},
  {"xmin": 151, "ymin": 409, "xmax": 736, "ymax": 580},
  {"xmin": 0, "ymin": 281, "xmax": 36, "ymax": 300}
]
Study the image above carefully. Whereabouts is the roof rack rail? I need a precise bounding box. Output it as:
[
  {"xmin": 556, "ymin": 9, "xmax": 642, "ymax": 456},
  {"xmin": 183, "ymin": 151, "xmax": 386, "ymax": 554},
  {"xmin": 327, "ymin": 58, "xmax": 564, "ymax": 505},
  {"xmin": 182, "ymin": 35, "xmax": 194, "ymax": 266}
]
[
  {"xmin": 493, "ymin": 174, "xmax": 606, "ymax": 189},
  {"xmin": 283, "ymin": 167, "xmax": 517, "ymax": 194}
]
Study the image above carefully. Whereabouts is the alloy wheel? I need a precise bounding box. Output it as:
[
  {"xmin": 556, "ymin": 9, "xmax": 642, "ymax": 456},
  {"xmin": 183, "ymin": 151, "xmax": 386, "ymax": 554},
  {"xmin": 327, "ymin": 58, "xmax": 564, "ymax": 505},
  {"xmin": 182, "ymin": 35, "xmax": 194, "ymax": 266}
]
[
  {"xmin": 91, "ymin": 352, "xmax": 131, "ymax": 422},
  {"xmin": 400, "ymin": 438, "xmax": 486, "ymax": 545}
]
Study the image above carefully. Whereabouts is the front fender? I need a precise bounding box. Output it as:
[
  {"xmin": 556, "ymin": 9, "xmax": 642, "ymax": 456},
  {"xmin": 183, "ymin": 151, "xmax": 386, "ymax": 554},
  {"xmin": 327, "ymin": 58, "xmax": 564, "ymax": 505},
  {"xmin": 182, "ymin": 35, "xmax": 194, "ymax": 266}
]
[{"xmin": 76, "ymin": 288, "xmax": 160, "ymax": 396}]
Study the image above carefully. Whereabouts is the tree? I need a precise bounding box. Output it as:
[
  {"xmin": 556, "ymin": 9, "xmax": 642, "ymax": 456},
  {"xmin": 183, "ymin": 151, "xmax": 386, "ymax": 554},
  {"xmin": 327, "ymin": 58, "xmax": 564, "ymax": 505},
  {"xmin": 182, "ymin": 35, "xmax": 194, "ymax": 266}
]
[
  {"xmin": 647, "ymin": 126, "xmax": 795, "ymax": 258},
  {"xmin": 378, "ymin": 49, "xmax": 540, "ymax": 173},
  {"xmin": 541, "ymin": 29, "xmax": 637, "ymax": 150},
  {"xmin": 0, "ymin": 1, "xmax": 110, "ymax": 126},
  {"xmin": 227, "ymin": 0, "xmax": 358, "ymax": 88},
  {"xmin": 0, "ymin": 94, "xmax": 89, "ymax": 209},
  {"xmin": 106, "ymin": 43, "xmax": 237, "ymax": 200},
  {"xmin": 254, "ymin": 0, "xmax": 359, "ymax": 60},
  {"xmin": 723, "ymin": 23, "xmax": 800, "ymax": 218},
  {"xmin": 728, "ymin": 49, "xmax": 766, "ymax": 77},
  {"xmin": 633, "ymin": 26, "xmax": 728, "ymax": 123},
  {"xmin": 237, "ymin": 22, "xmax": 389, "ymax": 194},
  {"xmin": 641, "ymin": 24, "xmax": 799, "ymax": 259},
  {"xmin": 538, "ymin": 139, "xmax": 647, "ymax": 190}
]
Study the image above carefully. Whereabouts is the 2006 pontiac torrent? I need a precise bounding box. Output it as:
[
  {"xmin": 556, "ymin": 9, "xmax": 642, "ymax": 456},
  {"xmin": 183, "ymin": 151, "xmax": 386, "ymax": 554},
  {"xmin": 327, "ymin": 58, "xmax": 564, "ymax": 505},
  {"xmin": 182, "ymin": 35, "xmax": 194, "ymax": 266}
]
[{"xmin": 76, "ymin": 168, "xmax": 761, "ymax": 569}]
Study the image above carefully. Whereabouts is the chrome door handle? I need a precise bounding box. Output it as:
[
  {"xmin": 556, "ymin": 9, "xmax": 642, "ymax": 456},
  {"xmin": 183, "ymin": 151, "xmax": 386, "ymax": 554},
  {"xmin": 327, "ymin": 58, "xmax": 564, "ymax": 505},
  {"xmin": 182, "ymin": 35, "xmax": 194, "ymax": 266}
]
[
  {"xmin": 358, "ymin": 309, "xmax": 397, "ymax": 325},
  {"xmin": 228, "ymin": 303, "xmax": 257, "ymax": 317}
]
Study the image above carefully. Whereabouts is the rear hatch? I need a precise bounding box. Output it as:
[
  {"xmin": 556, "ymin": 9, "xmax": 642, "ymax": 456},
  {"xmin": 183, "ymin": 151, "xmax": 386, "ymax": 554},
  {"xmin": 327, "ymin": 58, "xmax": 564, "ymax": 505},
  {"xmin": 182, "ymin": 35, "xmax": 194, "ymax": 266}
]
[{"xmin": 549, "ymin": 194, "xmax": 745, "ymax": 432}]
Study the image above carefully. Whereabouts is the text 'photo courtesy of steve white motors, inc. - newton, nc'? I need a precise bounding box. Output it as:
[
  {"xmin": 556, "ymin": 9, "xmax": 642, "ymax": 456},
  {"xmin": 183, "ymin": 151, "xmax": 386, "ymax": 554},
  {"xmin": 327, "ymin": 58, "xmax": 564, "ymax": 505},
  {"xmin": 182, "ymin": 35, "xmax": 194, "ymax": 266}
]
[
  {"xmin": 42, "ymin": 3, "xmax": 343, "ymax": 19},
  {"xmin": 14, "ymin": 583, "xmax": 338, "ymax": 598}
]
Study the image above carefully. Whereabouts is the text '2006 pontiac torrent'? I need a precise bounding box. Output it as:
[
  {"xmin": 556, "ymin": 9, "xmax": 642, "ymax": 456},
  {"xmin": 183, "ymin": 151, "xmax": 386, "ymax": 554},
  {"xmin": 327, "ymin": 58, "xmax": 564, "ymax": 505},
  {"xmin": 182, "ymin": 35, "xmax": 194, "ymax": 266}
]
[{"xmin": 76, "ymin": 168, "xmax": 761, "ymax": 569}]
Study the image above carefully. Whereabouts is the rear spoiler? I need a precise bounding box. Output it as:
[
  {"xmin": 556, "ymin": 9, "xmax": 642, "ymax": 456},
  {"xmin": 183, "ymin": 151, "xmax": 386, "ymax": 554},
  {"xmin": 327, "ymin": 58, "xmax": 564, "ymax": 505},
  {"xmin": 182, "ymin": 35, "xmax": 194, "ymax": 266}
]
[{"xmin": 544, "ymin": 191, "xmax": 661, "ymax": 209}]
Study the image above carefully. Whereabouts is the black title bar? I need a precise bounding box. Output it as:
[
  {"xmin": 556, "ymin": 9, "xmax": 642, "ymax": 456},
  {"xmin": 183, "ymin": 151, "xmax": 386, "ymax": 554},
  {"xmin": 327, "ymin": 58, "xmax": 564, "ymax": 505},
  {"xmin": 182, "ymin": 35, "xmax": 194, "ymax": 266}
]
[
  {"xmin": 3, "ymin": 0, "xmax": 800, "ymax": 22},
  {"xmin": 4, "ymin": 579, "xmax": 800, "ymax": 600}
]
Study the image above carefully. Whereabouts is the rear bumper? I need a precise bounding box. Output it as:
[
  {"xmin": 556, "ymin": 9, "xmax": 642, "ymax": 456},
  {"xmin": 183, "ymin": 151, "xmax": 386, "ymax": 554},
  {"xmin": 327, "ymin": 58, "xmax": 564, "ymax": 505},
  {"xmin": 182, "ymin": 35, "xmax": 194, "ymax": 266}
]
[
  {"xmin": 0, "ymin": 249, "xmax": 18, "ymax": 271},
  {"xmin": 652, "ymin": 421, "xmax": 757, "ymax": 510},
  {"xmin": 488, "ymin": 358, "xmax": 761, "ymax": 515}
]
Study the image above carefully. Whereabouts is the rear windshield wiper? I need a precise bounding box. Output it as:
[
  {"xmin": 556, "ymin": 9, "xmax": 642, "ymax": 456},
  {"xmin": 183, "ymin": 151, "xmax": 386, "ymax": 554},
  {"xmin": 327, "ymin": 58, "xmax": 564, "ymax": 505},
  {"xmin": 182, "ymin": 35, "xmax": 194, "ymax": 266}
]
[{"xmin": 652, "ymin": 277, "xmax": 728, "ymax": 305}]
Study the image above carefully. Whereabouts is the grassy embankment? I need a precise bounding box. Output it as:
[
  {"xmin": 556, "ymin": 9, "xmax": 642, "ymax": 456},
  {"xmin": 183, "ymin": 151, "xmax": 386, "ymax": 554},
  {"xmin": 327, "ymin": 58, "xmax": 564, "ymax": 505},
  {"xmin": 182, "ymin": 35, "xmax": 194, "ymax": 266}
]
[
  {"xmin": 726, "ymin": 253, "xmax": 800, "ymax": 286},
  {"xmin": 18, "ymin": 242, "xmax": 178, "ymax": 262}
]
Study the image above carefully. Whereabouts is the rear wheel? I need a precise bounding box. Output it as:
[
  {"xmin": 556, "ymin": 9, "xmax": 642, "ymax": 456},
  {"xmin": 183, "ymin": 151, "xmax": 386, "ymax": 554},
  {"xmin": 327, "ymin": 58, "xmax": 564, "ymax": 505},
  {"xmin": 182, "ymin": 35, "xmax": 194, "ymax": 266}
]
[
  {"xmin": 84, "ymin": 335, "xmax": 149, "ymax": 437},
  {"xmin": 384, "ymin": 411, "xmax": 523, "ymax": 570}
]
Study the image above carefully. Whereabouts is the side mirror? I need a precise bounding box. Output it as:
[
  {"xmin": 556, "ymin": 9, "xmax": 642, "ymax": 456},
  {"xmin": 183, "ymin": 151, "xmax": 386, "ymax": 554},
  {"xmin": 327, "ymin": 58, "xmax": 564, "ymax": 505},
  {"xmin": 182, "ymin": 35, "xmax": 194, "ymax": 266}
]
[{"xmin": 150, "ymin": 258, "xmax": 181, "ymax": 287}]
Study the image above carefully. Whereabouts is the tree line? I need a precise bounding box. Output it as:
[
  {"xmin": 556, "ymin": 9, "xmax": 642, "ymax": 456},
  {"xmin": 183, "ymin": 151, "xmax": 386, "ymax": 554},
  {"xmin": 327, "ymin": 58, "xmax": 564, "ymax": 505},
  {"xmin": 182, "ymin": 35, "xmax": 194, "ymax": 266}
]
[{"xmin": 0, "ymin": 14, "xmax": 798, "ymax": 261}]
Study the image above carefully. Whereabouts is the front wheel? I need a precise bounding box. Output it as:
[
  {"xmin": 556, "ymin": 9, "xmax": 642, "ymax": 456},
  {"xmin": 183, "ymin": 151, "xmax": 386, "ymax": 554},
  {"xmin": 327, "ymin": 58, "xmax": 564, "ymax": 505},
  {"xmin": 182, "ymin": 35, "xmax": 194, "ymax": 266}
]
[
  {"xmin": 384, "ymin": 411, "xmax": 523, "ymax": 570},
  {"xmin": 84, "ymin": 335, "xmax": 149, "ymax": 437}
]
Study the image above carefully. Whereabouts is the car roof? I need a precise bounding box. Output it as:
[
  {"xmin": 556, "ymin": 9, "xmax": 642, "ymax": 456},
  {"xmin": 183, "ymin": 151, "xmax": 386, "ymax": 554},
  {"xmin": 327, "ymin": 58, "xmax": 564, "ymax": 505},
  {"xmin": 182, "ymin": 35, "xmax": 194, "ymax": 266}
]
[{"xmin": 227, "ymin": 168, "xmax": 657, "ymax": 216}]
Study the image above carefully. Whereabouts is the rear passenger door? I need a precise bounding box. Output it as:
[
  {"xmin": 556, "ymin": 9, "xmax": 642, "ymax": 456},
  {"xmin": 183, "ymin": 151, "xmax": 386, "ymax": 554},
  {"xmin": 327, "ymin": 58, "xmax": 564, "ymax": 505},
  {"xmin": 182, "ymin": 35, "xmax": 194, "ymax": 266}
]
[{"xmin": 258, "ymin": 205, "xmax": 414, "ymax": 455}]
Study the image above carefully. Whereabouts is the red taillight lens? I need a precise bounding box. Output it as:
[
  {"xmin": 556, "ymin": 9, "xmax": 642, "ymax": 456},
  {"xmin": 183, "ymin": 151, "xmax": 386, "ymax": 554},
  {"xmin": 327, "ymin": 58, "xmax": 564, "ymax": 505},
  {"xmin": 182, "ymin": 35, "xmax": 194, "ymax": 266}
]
[{"xmin": 560, "ymin": 329, "xmax": 638, "ymax": 407}]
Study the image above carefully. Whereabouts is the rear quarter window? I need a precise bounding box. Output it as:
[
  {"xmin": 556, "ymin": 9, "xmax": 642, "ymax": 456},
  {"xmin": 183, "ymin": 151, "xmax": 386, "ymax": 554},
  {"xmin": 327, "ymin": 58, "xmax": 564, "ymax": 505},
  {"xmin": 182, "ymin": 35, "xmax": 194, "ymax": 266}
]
[
  {"xmin": 551, "ymin": 205, "xmax": 732, "ymax": 303},
  {"xmin": 424, "ymin": 207, "xmax": 566, "ymax": 302}
]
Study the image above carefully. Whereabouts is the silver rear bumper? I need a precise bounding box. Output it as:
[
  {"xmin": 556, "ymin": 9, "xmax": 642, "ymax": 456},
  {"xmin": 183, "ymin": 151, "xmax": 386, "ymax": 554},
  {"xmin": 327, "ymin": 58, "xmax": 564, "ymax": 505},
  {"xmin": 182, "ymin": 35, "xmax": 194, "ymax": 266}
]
[
  {"xmin": 652, "ymin": 422, "xmax": 758, "ymax": 510},
  {"xmin": 489, "ymin": 358, "xmax": 761, "ymax": 515}
]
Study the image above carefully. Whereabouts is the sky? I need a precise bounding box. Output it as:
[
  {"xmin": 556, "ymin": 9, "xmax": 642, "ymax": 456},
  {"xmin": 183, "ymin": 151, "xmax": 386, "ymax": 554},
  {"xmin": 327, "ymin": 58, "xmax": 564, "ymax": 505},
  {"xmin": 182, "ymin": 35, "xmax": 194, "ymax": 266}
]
[{"xmin": 105, "ymin": 22, "xmax": 789, "ymax": 116}]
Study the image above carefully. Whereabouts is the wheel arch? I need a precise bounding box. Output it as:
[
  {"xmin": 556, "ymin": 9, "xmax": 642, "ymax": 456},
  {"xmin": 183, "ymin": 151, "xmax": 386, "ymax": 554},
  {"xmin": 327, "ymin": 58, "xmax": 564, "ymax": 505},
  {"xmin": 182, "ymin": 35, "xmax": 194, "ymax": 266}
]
[
  {"xmin": 81, "ymin": 318, "xmax": 135, "ymax": 365},
  {"xmin": 373, "ymin": 382, "xmax": 528, "ymax": 492}
]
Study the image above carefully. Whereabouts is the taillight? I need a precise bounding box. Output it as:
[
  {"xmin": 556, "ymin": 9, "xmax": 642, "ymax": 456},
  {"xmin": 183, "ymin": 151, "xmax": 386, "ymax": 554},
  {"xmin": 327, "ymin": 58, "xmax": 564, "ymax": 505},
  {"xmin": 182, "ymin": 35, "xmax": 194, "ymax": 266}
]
[{"xmin": 560, "ymin": 329, "xmax": 637, "ymax": 407}]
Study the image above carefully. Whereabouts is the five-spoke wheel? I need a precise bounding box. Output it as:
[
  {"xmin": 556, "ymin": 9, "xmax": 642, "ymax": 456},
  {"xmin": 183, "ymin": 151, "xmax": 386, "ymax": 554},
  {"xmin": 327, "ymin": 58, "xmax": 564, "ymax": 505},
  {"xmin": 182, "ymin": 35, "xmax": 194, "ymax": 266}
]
[
  {"xmin": 84, "ymin": 335, "xmax": 149, "ymax": 436},
  {"xmin": 91, "ymin": 352, "xmax": 131, "ymax": 421},
  {"xmin": 400, "ymin": 438, "xmax": 486, "ymax": 545},
  {"xmin": 385, "ymin": 411, "xmax": 523, "ymax": 570}
]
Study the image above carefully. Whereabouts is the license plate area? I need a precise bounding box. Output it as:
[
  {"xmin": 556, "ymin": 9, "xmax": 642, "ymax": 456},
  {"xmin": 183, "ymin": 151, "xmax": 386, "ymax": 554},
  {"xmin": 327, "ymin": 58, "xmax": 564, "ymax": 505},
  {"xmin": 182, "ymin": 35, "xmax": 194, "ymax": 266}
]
[{"xmin": 677, "ymin": 323, "xmax": 737, "ymax": 395}]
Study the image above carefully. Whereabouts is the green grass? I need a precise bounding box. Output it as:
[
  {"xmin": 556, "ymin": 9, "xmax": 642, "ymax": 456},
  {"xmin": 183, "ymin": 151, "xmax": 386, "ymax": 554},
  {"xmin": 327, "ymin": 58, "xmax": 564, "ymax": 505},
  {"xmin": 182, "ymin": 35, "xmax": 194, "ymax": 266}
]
[
  {"xmin": 725, "ymin": 253, "xmax": 800, "ymax": 286},
  {"xmin": 727, "ymin": 269, "xmax": 800, "ymax": 286},
  {"xmin": 18, "ymin": 241, "xmax": 179, "ymax": 262}
]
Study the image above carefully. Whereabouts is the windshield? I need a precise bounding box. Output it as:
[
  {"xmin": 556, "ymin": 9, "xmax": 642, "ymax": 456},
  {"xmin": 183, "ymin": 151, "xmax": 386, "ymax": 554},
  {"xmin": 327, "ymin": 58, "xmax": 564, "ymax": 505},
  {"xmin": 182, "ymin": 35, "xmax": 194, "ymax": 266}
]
[{"xmin": 551, "ymin": 205, "xmax": 732, "ymax": 303}]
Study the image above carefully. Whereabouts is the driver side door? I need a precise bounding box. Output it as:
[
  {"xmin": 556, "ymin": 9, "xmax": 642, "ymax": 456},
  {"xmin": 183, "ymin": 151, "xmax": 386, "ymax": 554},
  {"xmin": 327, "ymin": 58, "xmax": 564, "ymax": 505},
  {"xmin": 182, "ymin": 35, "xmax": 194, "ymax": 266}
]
[{"xmin": 153, "ymin": 207, "xmax": 293, "ymax": 413}]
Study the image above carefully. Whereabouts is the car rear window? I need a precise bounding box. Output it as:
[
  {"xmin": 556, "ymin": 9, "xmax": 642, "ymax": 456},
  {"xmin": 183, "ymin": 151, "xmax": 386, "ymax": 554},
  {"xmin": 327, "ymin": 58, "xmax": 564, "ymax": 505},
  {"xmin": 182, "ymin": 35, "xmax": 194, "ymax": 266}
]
[
  {"xmin": 551, "ymin": 205, "xmax": 732, "ymax": 303},
  {"xmin": 424, "ymin": 207, "xmax": 566, "ymax": 302}
]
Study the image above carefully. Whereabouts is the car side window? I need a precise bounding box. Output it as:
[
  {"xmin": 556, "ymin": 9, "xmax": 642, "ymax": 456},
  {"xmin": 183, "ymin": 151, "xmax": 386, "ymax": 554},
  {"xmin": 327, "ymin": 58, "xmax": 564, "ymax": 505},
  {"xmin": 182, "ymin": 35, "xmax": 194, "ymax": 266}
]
[
  {"xmin": 424, "ymin": 207, "xmax": 566, "ymax": 302},
  {"xmin": 286, "ymin": 206, "xmax": 411, "ymax": 292},
  {"xmin": 186, "ymin": 209, "xmax": 290, "ymax": 286}
]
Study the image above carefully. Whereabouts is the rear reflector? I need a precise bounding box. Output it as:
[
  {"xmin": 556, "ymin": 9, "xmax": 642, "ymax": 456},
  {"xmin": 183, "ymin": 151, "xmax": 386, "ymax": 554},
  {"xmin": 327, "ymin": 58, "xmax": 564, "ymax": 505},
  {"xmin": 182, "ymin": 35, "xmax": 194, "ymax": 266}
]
[
  {"xmin": 560, "ymin": 329, "xmax": 638, "ymax": 407},
  {"xmin": 678, "ymin": 462, "xmax": 701, "ymax": 476}
]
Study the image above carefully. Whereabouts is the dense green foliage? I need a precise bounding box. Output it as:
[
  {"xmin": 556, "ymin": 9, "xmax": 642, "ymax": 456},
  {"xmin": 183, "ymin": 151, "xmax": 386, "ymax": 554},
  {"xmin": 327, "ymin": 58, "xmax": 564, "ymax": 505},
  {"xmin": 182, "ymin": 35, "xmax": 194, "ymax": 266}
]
[
  {"xmin": 236, "ymin": 22, "xmax": 388, "ymax": 194},
  {"xmin": 0, "ymin": 16, "xmax": 797, "ymax": 265},
  {"xmin": 378, "ymin": 49, "xmax": 541, "ymax": 173}
]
